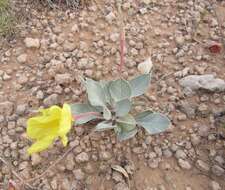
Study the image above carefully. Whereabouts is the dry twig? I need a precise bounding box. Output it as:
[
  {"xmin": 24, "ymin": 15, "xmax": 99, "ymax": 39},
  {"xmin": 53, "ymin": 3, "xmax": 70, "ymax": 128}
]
[{"xmin": 0, "ymin": 156, "xmax": 36, "ymax": 189}]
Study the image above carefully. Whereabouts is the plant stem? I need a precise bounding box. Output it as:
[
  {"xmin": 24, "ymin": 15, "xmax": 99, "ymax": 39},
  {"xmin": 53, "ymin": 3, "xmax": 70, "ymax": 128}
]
[
  {"xmin": 117, "ymin": 0, "xmax": 126, "ymax": 77},
  {"xmin": 74, "ymin": 112, "xmax": 102, "ymax": 121},
  {"xmin": 0, "ymin": 156, "xmax": 36, "ymax": 189}
]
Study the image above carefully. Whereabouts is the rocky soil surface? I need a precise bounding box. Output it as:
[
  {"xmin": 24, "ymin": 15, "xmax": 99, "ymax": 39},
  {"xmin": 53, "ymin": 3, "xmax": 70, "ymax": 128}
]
[{"xmin": 0, "ymin": 0, "xmax": 225, "ymax": 189}]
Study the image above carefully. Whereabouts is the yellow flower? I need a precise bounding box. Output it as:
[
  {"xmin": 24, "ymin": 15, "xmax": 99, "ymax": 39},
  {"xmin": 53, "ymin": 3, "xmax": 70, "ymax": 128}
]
[{"xmin": 26, "ymin": 104, "xmax": 73, "ymax": 155}]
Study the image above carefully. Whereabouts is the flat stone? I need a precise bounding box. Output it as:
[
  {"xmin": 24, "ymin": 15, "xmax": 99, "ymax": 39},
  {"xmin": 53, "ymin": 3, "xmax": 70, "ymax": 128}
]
[
  {"xmin": 31, "ymin": 154, "xmax": 42, "ymax": 166},
  {"xmin": 24, "ymin": 38, "xmax": 40, "ymax": 48},
  {"xmin": 196, "ymin": 160, "xmax": 210, "ymax": 172},
  {"xmin": 73, "ymin": 169, "xmax": 85, "ymax": 180},
  {"xmin": 114, "ymin": 182, "xmax": 129, "ymax": 190},
  {"xmin": 175, "ymin": 149, "xmax": 187, "ymax": 159},
  {"xmin": 16, "ymin": 104, "xmax": 27, "ymax": 115},
  {"xmin": 0, "ymin": 101, "xmax": 14, "ymax": 116},
  {"xmin": 179, "ymin": 74, "xmax": 225, "ymax": 92},
  {"xmin": 175, "ymin": 35, "xmax": 185, "ymax": 46},
  {"xmin": 211, "ymin": 165, "xmax": 224, "ymax": 176},
  {"xmin": 105, "ymin": 12, "xmax": 116, "ymax": 23},
  {"xmin": 63, "ymin": 41, "xmax": 76, "ymax": 52},
  {"xmin": 148, "ymin": 159, "xmax": 159, "ymax": 169},
  {"xmin": 75, "ymin": 152, "xmax": 89, "ymax": 163},
  {"xmin": 18, "ymin": 75, "xmax": 28, "ymax": 84},
  {"xmin": 209, "ymin": 181, "xmax": 221, "ymax": 190},
  {"xmin": 55, "ymin": 74, "xmax": 72, "ymax": 85},
  {"xmin": 65, "ymin": 153, "xmax": 75, "ymax": 170},
  {"xmin": 178, "ymin": 159, "xmax": 191, "ymax": 170},
  {"xmin": 132, "ymin": 147, "xmax": 144, "ymax": 154},
  {"xmin": 198, "ymin": 125, "xmax": 210, "ymax": 137},
  {"xmin": 17, "ymin": 54, "xmax": 27, "ymax": 63},
  {"xmin": 99, "ymin": 151, "xmax": 112, "ymax": 161},
  {"xmin": 178, "ymin": 101, "xmax": 196, "ymax": 119},
  {"xmin": 43, "ymin": 94, "xmax": 59, "ymax": 106}
]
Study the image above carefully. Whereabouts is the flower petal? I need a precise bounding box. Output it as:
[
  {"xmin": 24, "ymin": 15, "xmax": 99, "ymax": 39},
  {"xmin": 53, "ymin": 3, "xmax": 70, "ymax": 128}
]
[
  {"xmin": 37, "ymin": 105, "xmax": 62, "ymax": 123},
  {"xmin": 28, "ymin": 136, "xmax": 54, "ymax": 155},
  {"xmin": 58, "ymin": 104, "xmax": 72, "ymax": 136},
  {"xmin": 61, "ymin": 135, "xmax": 68, "ymax": 146},
  {"xmin": 27, "ymin": 118, "xmax": 59, "ymax": 139},
  {"xmin": 27, "ymin": 106, "xmax": 62, "ymax": 140}
]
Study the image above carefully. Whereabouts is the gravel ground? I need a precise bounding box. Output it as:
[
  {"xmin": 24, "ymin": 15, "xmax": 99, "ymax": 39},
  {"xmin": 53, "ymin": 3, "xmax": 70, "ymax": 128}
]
[{"xmin": 0, "ymin": 0, "xmax": 225, "ymax": 190}]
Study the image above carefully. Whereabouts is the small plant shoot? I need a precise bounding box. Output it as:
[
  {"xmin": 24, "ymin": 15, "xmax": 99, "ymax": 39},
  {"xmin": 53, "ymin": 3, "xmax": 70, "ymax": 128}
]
[{"xmin": 71, "ymin": 72, "xmax": 171, "ymax": 142}]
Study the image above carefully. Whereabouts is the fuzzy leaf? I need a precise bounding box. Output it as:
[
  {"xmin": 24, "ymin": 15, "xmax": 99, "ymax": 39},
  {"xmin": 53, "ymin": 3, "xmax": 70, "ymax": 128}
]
[
  {"xmin": 71, "ymin": 103, "xmax": 100, "ymax": 125},
  {"xmin": 95, "ymin": 121, "xmax": 116, "ymax": 131},
  {"xmin": 135, "ymin": 112, "xmax": 170, "ymax": 134},
  {"xmin": 117, "ymin": 128, "xmax": 138, "ymax": 141},
  {"xmin": 85, "ymin": 78, "xmax": 106, "ymax": 107},
  {"xmin": 134, "ymin": 110, "xmax": 153, "ymax": 120},
  {"xmin": 109, "ymin": 79, "xmax": 131, "ymax": 102},
  {"xmin": 103, "ymin": 106, "xmax": 112, "ymax": 120},
  {"xmin": 130, "ymin": 74, "xmax": 151, "ymax": 97},
  {"xmin": 100, "ymin": 80, "xmax": 112, "ymax": 104},
  {"xmin": 117, "ymin": 114, "xmax": 136, "ymax": 132},
  {"xmin": 115, "ymin": 99, "xmax": 131, "ymax": 117}
]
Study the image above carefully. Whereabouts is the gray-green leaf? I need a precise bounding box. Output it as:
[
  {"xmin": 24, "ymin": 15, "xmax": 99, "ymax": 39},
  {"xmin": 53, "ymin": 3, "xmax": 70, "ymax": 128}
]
[
  {"xmin": 117, "ymin": 128, "xmax": 138, "ymax": 141},
  {"xmin": 85, "ymin": 78, "xmax": 106, "ymax": 107},
  {"xmin": 135, "ymin": 110, "xmax": 153, "ymax": 120},
  {"xmin": 115, "ymin": 99, "xmax": 131, "ymax": 117},
  {"xmin": 117, "ymin": 114, "xmax": 136, "ymax": 132},
  {"xmin": 109, "ymin": 79, "xmax": 131, "ymax": 102},
  {"xmin": 135, "ymin": 112, "xmax": 171, "ymax": 134},
  {"xmin": 95, "ymin": 121, "xmax": 116, "ymax": 131},
  {"xmin": 71, "ymin": 103, "xmax": 100, "ymax": 125},
  {"xmin": 100, "ymin": 80, "xmax": 112, "ymax": 104},
  {"xmin": 129, "ymin": 74, "xmax": 151, "ymax": 97}
]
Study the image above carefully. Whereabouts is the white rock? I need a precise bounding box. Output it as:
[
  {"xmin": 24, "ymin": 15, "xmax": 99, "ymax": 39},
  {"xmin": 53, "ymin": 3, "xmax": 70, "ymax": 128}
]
[
  {"xmin": 61, "ymin": 178, "xmax": 71, "ymax": 190},
  {"xmin": 209, "ymin": 181, "xmax": 221, "ymax": 190},
  {"xmin": 31, "ymin": 154, "xmax": 42, "ymax": 166},
  {"xmin": 175, "ymin": 35, "xmax": 185, "ymax": 46},
  {"xmin": 75, "ymin": 152, "xmax": 89, "ymax": 163},
  {"xmin": 73, "ymin": 169, "xmax": 85, "ymax": 180},
  {"xmin": 143, "ymin": 0, "xmax": 151, "ymax": 4},
  {"xmin": 105, "ymin": 12, "xmax": 116, "ymax": 23},
  {"xmin": 196, "ymin": 160, "xmax": 210, "ymax": 172},
  {"xmin": 99, "ymin": 151, "xmax": 112, "ymax": 161},
  {"xmin": 65, "ymin": 153, "xmax": 75, "ymax": 170},
  {"xmin": 24, "ymin": 38, "xmax": 40, "ymax": 48},
  {"xmin": 43, "ymin": 94, "xmax": 59, "ymax": 106},
  {"xmin": 0, "ymin": 101, "xmax": 14, "ymax": 116},
  {"xmin": 63, "ymin": 41, "xmax": 76, "ymax": 52},
  {"xmin": 17, "ymin": 54, "xmax": 27, "ymax": 63},
  {"xmin": 110, "ymin": 33, "xmax": 119, "ymax": 42},
  {"xmin": 137, "ymin": 57, "xmax": 153, "ymax": 74},
  {"xmin": 55, "ymin": 74, "xmax": 72, "ymax": 85},
  {"xmin": 139, "ymin": 8, "xmax": 148, "ymax": 14},
  {"xmin": 18, "ymin": 75, "xmax": 28, "ymax": 84},
  {"xmin": 71, "ymin": 24, "xmax": 79, "ymax": 32},
  {"xmin": 114, "ymin": 182, "xmax": 129, "ymax": 190},
  {"xmin": 178, "ymin": 159, "xmax": 191, "ymax": 170},
  {"xmin": 211, "ymin": 165, "xmax": 224, "ymax": 176}
]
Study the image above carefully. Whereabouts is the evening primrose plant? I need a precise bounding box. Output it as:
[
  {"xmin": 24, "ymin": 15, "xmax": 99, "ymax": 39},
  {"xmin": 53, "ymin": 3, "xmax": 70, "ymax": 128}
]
[{"xmin": 26, "ymin": 63, "xmax": 171, "ymax": 154}]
